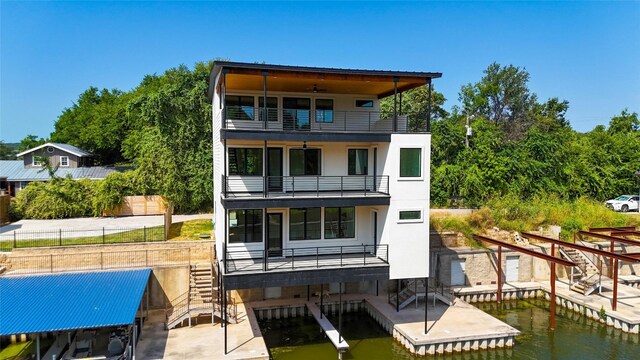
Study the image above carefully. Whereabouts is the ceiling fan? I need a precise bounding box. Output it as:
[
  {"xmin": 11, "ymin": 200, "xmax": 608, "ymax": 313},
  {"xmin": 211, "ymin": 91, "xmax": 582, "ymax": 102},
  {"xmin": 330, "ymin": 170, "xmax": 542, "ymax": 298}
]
[{"xmin": 306, "ymin": 84, "xmax": 327, "ymax": 93}]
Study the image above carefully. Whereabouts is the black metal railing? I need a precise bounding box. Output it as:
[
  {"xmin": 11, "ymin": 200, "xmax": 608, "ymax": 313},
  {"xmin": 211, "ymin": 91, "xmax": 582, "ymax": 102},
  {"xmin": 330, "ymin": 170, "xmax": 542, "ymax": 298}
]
[
  {"xmin": 222, "ymin": 175, "xmax": 389, "ymax": 198},
  {"xmin": 222, "ymin": 243, "xmax": 388, "ymax": 274},
  {"xmin": 0, "ymin": 226, "xmax": 166, "ymax": 251},
  {"xmin": 224, "ymin": 106, "xmax": 424, "ymax": 133}
]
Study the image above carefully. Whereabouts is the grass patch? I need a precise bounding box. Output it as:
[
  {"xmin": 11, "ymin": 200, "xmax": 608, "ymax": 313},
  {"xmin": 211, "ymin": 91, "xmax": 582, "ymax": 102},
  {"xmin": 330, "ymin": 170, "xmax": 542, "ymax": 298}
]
[
  {"xmin": 168, "ymin": 219, "xmax": 213, "ymax": 240},
  {"xmin": 0, "ymin": 225, "xmax": 165, "ymax": 252},
  {"xmin": 431, "ymin": 195, "xmax": 640, "ymax": 246}
]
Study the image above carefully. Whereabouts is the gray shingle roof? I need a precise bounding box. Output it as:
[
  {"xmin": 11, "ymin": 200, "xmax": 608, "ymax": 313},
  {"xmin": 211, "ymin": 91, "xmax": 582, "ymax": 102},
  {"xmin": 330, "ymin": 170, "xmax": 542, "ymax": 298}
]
[{"xmin": 0, "ymin": 160, "xmax": 117, "ymax": 181}]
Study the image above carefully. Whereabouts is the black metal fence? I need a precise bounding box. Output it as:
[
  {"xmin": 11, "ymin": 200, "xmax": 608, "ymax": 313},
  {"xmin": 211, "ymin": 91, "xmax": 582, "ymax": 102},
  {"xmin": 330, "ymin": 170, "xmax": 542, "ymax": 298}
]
[
  {"xmin": 0, "ymin": 226, "xmax": 165, "ymax": 251},
  {"xmin": 223, "ymin": 175, "xmax": 390, "ymax": 198},
  {"xmin": 5, "ymin": 247, "xmax": 209, "ymax": 275},
  {"xmin": 224, "ymin": 106, "xmax": 424, "ymax": 133},
  {"xmin": 223, "ymin": 243, "xmax": 389, "ymax": 274}
]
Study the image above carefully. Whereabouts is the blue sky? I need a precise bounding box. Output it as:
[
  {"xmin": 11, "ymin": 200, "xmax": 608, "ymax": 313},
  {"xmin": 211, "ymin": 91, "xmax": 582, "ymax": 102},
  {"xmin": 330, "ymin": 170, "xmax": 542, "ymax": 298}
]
[{"xmin": 1, "ymin": 1, "xmax": 639, "ymax": 142}]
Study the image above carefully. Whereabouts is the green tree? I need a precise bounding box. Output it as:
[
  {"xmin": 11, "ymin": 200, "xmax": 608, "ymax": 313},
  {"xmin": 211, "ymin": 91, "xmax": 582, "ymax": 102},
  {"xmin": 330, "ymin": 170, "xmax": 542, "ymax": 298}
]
[
  {"xmin": 0, "ymin": 141, "xmax": 15, "ymax": 160},
  {"xmin": 459, "ymin": 63, "xmax": 537, "ymax": 140},
  {"xmin": 18, "ymin": 134, "xmax": 46, "ymax": 152}
]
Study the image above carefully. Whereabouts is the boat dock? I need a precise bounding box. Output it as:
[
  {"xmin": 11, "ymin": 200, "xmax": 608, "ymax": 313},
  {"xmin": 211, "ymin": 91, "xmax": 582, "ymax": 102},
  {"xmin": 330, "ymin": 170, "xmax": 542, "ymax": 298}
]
[{"xmin": 306, "ymin": 301, "xmax": 349, "ymax": 357}]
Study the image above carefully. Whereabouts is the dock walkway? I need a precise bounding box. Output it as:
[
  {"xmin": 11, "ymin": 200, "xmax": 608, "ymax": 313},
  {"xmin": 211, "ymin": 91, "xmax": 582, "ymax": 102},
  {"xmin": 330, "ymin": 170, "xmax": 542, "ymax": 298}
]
[{"xmin": 306, "ymin": 301, "xmax": 349, "ymax": 353}]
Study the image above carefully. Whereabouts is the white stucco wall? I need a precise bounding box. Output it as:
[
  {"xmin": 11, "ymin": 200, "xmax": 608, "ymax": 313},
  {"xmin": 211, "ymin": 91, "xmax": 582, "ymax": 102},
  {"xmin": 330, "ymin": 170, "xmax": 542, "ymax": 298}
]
[{"xmin": 379, "ymin": 133, "xmax": 431, "ymax": 279}]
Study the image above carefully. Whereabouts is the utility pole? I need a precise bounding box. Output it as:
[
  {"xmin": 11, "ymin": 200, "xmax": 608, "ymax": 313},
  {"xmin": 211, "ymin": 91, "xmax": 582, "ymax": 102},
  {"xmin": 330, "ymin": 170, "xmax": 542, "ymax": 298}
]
[{"xmin": 465, "ymin": 116, "xmax": 473, "ymax": 148}]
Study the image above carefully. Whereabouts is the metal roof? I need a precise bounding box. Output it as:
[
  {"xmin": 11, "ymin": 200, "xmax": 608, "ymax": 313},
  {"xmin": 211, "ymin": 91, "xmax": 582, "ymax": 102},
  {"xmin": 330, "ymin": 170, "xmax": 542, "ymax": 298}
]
[
  {"xmin": 16, "ymin": 143, "xmax": 93, "ymax": 158},
  {"xmin": 208, "ymin": 61, "xmax": 443, "ymax": 100},
  {"xmin": 0, "ymin": 269, "xmax": 151, "ymax": 335},
  {"xmin": 0, "ymin": 160, "xmax": 118, "ymax": 181}
]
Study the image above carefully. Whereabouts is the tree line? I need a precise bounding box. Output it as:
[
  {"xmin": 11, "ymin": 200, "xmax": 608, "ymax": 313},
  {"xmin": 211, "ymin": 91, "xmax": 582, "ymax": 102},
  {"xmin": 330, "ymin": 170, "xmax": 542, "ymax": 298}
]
[{"xmin": 9, "ymin": 61, "xmax": 640, "ymax": 215}]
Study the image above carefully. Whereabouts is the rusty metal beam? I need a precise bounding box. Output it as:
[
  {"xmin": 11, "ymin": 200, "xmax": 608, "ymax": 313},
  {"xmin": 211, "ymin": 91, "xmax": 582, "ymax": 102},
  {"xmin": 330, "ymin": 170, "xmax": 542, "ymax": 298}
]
[
  {"xmin": 578, "ymin": 231, "xmax": 640, "ymax": 248},
  {"xmin": 611, "ymin": 231, "xmax": 640, "ymax": 237},
  {"xmin": 588, "ymin": 227, "xmax": 636, "ymax": 232},
  {"xmin": 522, "ymin": 232, "xmax": 640, "ymax": 263},
  {"xmin": 473, "ymin": 235, "xmax": 576, "ymax": 267}
]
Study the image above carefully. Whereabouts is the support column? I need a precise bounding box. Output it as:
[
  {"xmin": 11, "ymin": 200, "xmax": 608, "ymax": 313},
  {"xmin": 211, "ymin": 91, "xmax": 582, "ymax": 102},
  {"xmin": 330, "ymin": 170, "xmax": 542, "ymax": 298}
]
[
  {"xmin": 264, "ymin": 141, "xmax": 268, "ymax": 197},
  {"xmin": 262, "ymin": 71, "xmax": 268, "ymax": 129},
  {"xmin": 338, "ymin": 282, "xmax": 343, "ymax": 343},
  {"xmin": 609, "ymin": 241, "xmax": 614, "ymax": 277},
  {"xmin": 376, "ymin": 280, "xmax": 379, "ymax": 297},
  {"xmin": 613, "ymin": 258, "xmax": 619, "ymax": 311},
  {"xmin": 424, "ymin": 277, "xmax": 428, "ymax": 334},
  {"xmin": 393, "ymin": 77, "xmax": 398, "ymax": 132},
  {"xmin": 132, "ymin": 324, "xmax": 137, "ymax": 360},
  {"xmin": 320, "ymin": 283, "xmax": 324, "ymax": 319},
  {"xmin": 36, "ymin": 334, "xmax": 41, "ymax": 360},
  {"xmin": 426, "ymin": 78, "xmax": 432, "ymax": 133},
  {"xmin": 497, "ymin": 245, "xmax": 502, "ymax": 303},
  {"xmin": 399, "ymin": 93, "xmax": 403, "ymax": 115},
  {"xmin": 550, "ymin": 243, "xmax": 556, "ymax": 330},
  {"xmin": 396, "ymin": 279, "xmax": 400, "ymax": 312},
  {"xmin": 224, "ymin": 288, "xmax": 228, "ymax": 355},
  {"xmin": 221, "ymin": 69, "xmax": 228, "ymax": 127}
]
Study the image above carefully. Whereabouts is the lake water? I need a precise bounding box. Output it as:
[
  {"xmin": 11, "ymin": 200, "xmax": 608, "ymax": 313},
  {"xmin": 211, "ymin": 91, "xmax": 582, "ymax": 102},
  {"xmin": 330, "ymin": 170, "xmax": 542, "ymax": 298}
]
[{"xmin": 258, "ymin": 299, "xmax": 638, "ymax": 359}]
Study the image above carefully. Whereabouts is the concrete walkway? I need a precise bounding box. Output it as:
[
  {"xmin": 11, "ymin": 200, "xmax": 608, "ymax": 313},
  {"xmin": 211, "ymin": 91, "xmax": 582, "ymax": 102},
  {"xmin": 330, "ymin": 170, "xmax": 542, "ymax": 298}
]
[
  {"xmin": 136, "ymin": 306, "xmax": 268, "ymax": 360},
  {"xmin": 0, "ymin": 214, "xmax": 212, "ymax": 234}
]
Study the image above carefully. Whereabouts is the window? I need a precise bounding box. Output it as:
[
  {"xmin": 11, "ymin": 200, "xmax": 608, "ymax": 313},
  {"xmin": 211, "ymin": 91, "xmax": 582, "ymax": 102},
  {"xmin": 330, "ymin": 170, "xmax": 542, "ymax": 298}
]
[
  {"xmin": 289, "ymin": 208, "xmax": 321, "ymax": 240},
  {"xmin": 228, "ymin": 148, "xmax": 263, "ymax": 175},
  {"xmin": 32, "ymin": 156, "xmax": 42, "ymax": 166},
  {"xmin": 283, "ymin": 97, "xmax": 311, "ymax": 130},
  {"xmin": 47, "ymin": 147, "xmax": 55, "ymax": 153},
  {"xmin": 348, "ymin": 149, "xmax": 368, "ymax": 175},
  {"xmin": 399, "ymin": 148, "xmax": 421, "ymax": 178},
  {"xmin": 315, "ymin": 99, "xmax": 334, "ymax": 123},
  {"xmin": 60, "ymin": 156, "xmax": 69, "ymax": 167},
  {"xmin": 324, "ymin": 207, "xmax": 355, "ymax": 239},
  {"xmin": 290, "ymin": 149, "xmax": 321, "ymax": 176},
  {"xmin": 225, "ymin": 95, "xmax": 255, "ymax": 120},
  {"xmin": 356, "ymin": 100, "xmax": 374, "ymax": 108},
  {"xmin": 258, "ymin": 97, "xmax": 278, "ymax": 122},
  {"xmin": 399, "ymin": 210, "xmax": 422, "ymax": 223},
  {"xmin": 228, "ymin": 209, "xmax": 262, "ymax": 243}
]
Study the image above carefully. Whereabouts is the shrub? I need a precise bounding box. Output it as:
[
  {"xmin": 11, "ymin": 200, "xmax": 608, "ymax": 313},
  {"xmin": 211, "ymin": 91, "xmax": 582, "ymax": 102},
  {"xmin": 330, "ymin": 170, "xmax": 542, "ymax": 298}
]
[{"xmin": 14, "ymin": 177, "xmax": 97, "ymax": 219}]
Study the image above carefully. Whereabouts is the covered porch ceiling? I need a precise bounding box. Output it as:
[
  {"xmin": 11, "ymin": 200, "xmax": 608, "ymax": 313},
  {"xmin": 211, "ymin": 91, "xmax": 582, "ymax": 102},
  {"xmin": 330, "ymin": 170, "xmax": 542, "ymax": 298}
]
[{"xmin": 209, "ymin": 61, "xmax": 442, "ymax": 99}]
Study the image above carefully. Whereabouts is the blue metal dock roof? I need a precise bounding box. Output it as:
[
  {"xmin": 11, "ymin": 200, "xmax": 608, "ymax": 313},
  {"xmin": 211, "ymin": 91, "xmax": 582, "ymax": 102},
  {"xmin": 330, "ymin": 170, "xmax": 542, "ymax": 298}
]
[{"xmin": 0, "ymin": 269, "xmax": 151, "ymax": 335}]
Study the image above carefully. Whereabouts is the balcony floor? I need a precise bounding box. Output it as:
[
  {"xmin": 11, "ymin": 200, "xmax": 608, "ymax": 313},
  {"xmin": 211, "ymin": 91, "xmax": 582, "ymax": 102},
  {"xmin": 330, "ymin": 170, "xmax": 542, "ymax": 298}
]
[
  {"xmin": 224, "ymin": 190, "xmax": 389, "ymax": 200},
  {"xmin": 224, "ymin": 253, "xmax": 387, "ymax": 275}
]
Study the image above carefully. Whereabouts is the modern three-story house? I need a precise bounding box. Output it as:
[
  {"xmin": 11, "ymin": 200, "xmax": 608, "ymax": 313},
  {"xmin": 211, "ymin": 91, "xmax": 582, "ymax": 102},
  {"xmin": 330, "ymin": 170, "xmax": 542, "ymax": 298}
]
[{"xmin": 209, "ymin": 61, "xmax": 441, "ymax": 312}]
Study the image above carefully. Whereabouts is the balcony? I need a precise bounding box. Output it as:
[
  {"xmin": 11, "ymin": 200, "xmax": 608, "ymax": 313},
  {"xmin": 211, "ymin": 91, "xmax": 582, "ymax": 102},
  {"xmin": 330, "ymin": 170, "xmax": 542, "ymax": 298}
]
[
  {"xmin": 221, "ymin": 174, "xmax": 390, "ymax": 208},
  {"xmin": 223, "ymin": 106, "xmax": 425, "ymax": 136},
  {"xmin": 222, "ymin": 244, "xmax": 389, "ymax": 275}
]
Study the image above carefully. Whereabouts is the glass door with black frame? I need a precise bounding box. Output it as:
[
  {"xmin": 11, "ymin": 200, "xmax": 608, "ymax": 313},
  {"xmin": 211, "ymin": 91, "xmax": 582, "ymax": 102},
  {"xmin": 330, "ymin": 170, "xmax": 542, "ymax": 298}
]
[
  {"xmin": 267, "ymin": 213, "xmax": 283, "ymax": 257},
  {"xmin": 283, "ymin": 97, "xmax": 311, "ymax": 130},
  {"xmin": 267, "ymin": 148, "xmax": 283, "ymax": 192}
]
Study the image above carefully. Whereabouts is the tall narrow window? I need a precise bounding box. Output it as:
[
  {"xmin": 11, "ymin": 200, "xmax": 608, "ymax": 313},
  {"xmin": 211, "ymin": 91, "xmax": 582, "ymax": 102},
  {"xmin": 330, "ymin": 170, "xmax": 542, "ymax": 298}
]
[
  {"xmin": 228, "ymin": 209, "xmax": 263, "ymax": 243},
  {"xmin": 399, "ymin": 148, "xmax": 421, "ymax": 178},
  {"xmin": 228, "ymin": 148, "xmax": 263, "ymax": 175},
  {"xmin": 259, "ymin": 97, "xmax": 278, "ymax": 122},
  {"xmin": 348, "ymin": 149, "xmax": 368, "ymax": 175},
  {"xmin": 315, "ymin": 99, "xmax": 334, "ymax": 123},
  {"xmin": 289, "ymin": 208, "xmax": 321, "ymax": 240},
  {"xmin": 225, "ymin": 95, "xmax": 255, "ymax": 120},
  {"xmin": 324, "ymin": 207, "xmax": 355, "ymax": 239},
  {"xmin": 290, "ymin": 149, "xmax": 321, "ymax": 176}
]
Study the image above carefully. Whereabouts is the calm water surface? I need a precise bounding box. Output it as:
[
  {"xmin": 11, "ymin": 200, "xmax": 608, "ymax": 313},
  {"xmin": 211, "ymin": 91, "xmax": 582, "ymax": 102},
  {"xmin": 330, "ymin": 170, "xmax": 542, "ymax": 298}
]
[{"xmin": 258, "ymin": 299, "xmax": 638, "ymax": 360}]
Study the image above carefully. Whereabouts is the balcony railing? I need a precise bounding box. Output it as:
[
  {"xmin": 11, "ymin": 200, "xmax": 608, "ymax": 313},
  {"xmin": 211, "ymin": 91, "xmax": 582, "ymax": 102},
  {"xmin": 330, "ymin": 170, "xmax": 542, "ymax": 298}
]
[
  {"xmin": 222, "ymin": 243, "xmax": 389, "ymax": 274},
  {"xmin": 224, "ymin": 106, "xmax": 423, "ymax": 133},
  {"xmin": 222, "ymin": 175, "xmax": 390, "ymax": 198}
]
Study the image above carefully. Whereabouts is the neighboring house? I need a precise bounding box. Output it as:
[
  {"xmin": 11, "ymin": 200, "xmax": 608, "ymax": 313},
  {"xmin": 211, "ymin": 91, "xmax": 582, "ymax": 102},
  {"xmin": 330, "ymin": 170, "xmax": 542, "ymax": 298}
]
[
  {"xmin": 0, "ymin": 143, "xmax": 118, "ymax": 196},
  {"xmin": 210, "ymin": 61, "xmax": 441, "ymax": 304}
]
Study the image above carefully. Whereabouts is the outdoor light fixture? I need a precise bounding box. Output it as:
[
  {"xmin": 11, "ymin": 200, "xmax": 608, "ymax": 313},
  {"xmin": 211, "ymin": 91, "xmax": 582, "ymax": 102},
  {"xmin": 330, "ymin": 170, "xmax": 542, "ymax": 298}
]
[{"xmin": 302, "ymin": 141, "xmax": 307, "ymax": 149}]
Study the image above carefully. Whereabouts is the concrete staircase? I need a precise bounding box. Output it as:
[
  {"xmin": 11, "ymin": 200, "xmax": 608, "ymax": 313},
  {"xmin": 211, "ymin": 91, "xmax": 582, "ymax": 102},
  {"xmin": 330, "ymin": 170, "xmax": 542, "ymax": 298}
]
[
  {"xmin": 166, "ymin": 263, "xmax": 237, "ymax": 329},
  {"xmin": 559, "ymin": 247, "xmax": 601, "ymax": 296},
  {"xmin": 389, "ymin": 279, "xmax": 452, "ymax": 310}
]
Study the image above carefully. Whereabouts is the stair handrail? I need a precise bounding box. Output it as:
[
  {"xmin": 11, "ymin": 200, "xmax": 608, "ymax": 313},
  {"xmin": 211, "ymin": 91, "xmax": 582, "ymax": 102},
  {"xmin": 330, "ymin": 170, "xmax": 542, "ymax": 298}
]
[{"xmin": 559, "ymin": 247, "xmax": 588, "ymax": 278}]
